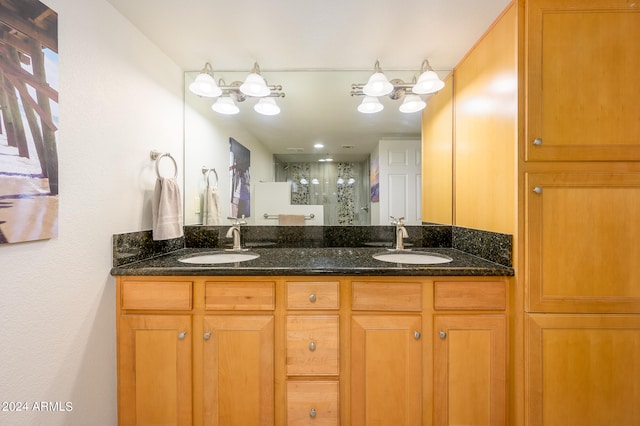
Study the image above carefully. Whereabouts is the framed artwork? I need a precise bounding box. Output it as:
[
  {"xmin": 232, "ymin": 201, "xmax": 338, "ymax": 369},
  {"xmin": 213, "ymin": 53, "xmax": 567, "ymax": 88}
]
[
  {"xmin": 229, "ymin": 138, "xmax": 250, "ymax": 218},
  {"xmin": 370, "ymin": 155, "xmax": 379, "ymax": 203},
  {"xmin": 0, "ymin": 0, "xmax": 59, "ymax": 244}
]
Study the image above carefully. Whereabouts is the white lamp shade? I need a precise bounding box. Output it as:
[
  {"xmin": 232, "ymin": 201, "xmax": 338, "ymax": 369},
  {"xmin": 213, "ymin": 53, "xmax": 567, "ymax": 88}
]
[
  {"xmin": 211, "ymin": 97, "xmax": 239, "ymax": 115},
  {"xmin": 240, "ymin": 73, "xmax": 271, "ymax": 97},
  {"xmin": 399, "ymin": 94, "xmax": 427, "ymax": 113},
  {"xmin": 254, "ymin": 98, "xmax": 280, "ymax": 115},
  {"xmin": 362, "ymin": 72, "xmax": 394, "ymax": 96},
  {"xmin": 357, "ymin": 96, "xmax": 384, "ymax": 114},
  {"xmin": 412, "ymin": 70, "xmax": 445, "ymax": 94},
  {"xmin": 189, "ymin": 72, "xmax": 222, "ymax": 97}
]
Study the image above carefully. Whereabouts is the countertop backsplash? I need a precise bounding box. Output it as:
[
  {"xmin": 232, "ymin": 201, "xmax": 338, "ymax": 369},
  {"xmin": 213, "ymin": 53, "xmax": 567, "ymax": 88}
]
[{"xmin": 112, "ymin": 224, "xmax": 512, "ymax": 269}]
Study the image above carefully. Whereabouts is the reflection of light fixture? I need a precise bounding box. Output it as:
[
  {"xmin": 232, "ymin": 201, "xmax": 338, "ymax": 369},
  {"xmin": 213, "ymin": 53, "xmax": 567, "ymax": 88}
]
[
  {"xmin": 357, "ymin": 96, "xmax": 384, "ymax": 113},
  {"xmin": 399, "ymin": 94, "xmax": 427, "ymax": 113},
  {"xmin": 351, "ymin": 59, "xmax": 444, "ymax": 114},
  {"xmin": 211, "ymin": 97, "xmax": 239, "ymax": 115},
  {"xmin": 254, "ymin": 98, "xmax": 280, "ymax": 115},
  {"xmin": 337, "ymin": 177, "xmax": 345, "ymax": 185},
  {"xmin": 347, "ymin": 178, "xmax": 356, "ymax": 185},
  {"xmin": 412, "ymin": 60, "xmax": 445, "ymax": 95},
  {"xmin": 311, "ymin": 178, "xmax": 320, "ymax": 185},
  {"xmin": 300, "ymin": 178, "xmax": 309, "ymax": 185},
  {"xmin": 189, "ymin": 62, "xmax": 222, "ymax": 97},
  {"xmin": 190, "ymin": 61, "xmax": 284, "ymax": 115}
]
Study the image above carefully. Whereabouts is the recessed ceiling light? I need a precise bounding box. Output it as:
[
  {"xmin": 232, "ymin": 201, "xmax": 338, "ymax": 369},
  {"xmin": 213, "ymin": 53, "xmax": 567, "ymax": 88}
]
[{"xmin": 313, "ymin": 143, "xmax": 324, "ymax": 149}]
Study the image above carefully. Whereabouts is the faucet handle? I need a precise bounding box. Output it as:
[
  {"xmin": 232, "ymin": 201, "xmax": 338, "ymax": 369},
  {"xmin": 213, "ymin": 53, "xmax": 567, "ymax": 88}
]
[
  {"xmin": 390, "ymin": 216, "xmax": 405, "ymax": 225},
  {"xmin": 227, "ymin": 216, "xmax": 247, "ymax": 226}
]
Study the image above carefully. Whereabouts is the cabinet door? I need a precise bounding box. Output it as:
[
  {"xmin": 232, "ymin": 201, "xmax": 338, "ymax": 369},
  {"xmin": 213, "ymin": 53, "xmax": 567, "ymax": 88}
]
[
  {"xmin": 351, "ymin": 315, "xmax": 422, "ymax": 425},
  {"xmin": 434, "ymin": 315, "xmax": 506, "ymax": 426},
  {"xmin": 526, "ymin": 172, "xmax": 640, "ymax": 313},
  {"xmin": 527, "ymin": 314, "xmax": 640, "ymax": 426},
  {"xmin": 202, "ymin": 315, "xmax": 274, "ymax": 426},
  {"xmin": 526, "ymin": 0, "xmax": 640, "ymax": 161},
  {"xmin": 118, "ymin": 315, "xmax": 192, "ymax": 425}
]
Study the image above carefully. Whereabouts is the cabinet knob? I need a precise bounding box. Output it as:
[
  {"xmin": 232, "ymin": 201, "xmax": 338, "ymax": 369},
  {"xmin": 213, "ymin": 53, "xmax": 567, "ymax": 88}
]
[
  {"xmin": 533, "ymin": 137, "xmax": 543, "ymax": 146},
  {"xmin": 439, "ymin": 330, "xmax": 447, "ymax": 340},
  {"xmin": 308, "ymin": 341, "xmax": 316, "ymax": 351},
  {"xmin": 203, "ymin": 332, "xmax": 211, "ymax": 341},
  {"xmin": 413, "ymin": 330, "xmax": 421, "ymax": 340},
  {"xmin": 533, "ymin": 186, "xmax": 543, "ymax": 194},
  {"xmin": 309, "ymin": 408, "xmax": 317, "ymax": 418},
  {"xmin": 178, "ymin": 331, "xmax": 187, "ymax": 340},
  {"xmin": 309, "ymin": 293, "xmax": 317, "ymax": 303}
]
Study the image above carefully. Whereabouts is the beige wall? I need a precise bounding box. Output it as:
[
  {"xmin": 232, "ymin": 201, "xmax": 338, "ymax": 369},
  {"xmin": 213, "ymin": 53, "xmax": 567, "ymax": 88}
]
[{"xmin": 0, "ymin": 0, "xmax": 183, "ymax": 424}]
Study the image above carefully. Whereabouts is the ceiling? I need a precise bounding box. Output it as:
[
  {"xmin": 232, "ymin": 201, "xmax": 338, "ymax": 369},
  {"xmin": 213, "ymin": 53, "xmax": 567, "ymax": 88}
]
[{"xmin": 107, "ymin": 0, "xmax": 511, "ymax": 161}]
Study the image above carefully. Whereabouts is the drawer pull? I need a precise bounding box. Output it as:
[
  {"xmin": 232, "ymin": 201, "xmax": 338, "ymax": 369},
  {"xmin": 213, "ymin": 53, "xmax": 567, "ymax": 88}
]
[
  {"xmin": 533, "ymin": 186, "xmax": 543, "ymax": 194},
  {"xmin": 309, "ymin": 293, "xmax": 317, "ymax": 303},
  {"xmin": 439, "ymin": 330, "xmax": 447, "ymax": 340},
  {"xmin": 413, "ymin": 330, "xmax": 421, "ymax": 340},
  {"xmin": 533, "ymin": 137, "xmax": 543, "ymax": 146},
  {"xmin": 309, "ymin": 408, "xmax": 317, "ymax": 418},
  {"xmin": 203, "ymin": 332, "xmax": 211, "ymax": 341},
  {"xmin": 308, "ymin": 341, "xmax": 316, "ymax": 351},
  {"xmin": 178, "ymin": 331, "xmax": 187, "ymax": 340}
]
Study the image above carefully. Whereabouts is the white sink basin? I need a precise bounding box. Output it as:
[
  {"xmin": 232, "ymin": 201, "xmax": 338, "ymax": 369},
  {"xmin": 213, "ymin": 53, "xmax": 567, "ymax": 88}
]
[
  {"xmin": 178, "ymin": 252, "xmax": 259, "ymax": 264},
  {"xmin": 373, "ymin": 251, "xmax": 453, "ymax": 265}
]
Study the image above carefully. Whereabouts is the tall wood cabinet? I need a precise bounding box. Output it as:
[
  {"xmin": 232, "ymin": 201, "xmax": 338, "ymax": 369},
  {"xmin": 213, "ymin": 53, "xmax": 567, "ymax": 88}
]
[
  {"xmin": 116, "ymin": 275, "xmax": 510, "ymax": 425},
  {"xmin": 521, "ymin": 0, "xmax": 640, "ymax": 424}
]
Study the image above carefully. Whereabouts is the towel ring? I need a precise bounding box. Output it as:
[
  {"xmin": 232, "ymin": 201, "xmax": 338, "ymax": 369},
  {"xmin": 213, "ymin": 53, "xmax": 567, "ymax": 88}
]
[
  {"xmin": 151, "ymin": 150, "xmax": 178, "ymax": 179},
  {"xmin": 201, "ymin": 167, "xmax": 219, "ymax": 187}
]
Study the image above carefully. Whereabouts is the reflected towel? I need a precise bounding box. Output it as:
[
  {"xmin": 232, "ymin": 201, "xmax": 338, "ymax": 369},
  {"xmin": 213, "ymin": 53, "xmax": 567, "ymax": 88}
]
[
  {"xmin": 203, "ymin": 186, "xmax": 221, "ymax": 225},
  {"xmin": 152, "ymin": 177, "xmax": 184, "ymax": 240},
  {"xmin": 278, "ymin": 214, "xmax": 305, "ymax": 225}
]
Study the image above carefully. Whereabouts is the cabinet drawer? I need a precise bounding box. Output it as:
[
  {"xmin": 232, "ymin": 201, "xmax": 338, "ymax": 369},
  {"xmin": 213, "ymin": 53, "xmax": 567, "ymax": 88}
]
[
  {"xmin": 121, "ymin": 280, "xmax": 192, "ymax": 310},
  {"xmin": 286, "ymin": 381, "xmax": 339, "ymax": 425},
  {"xmin": 434, "ymin": 280, "xmax": 506, "ymax": 310},
  {"xmin": 286, "ymin": 281, "xmax": 340, "ymax": 310},
  {"xmin": 286, "ymin": 316, "xmax": 339, "ymax": 375},
  {"xmin": 352, "ymin": 281, "xmax": 422, "ymax": 311},
  {"xmin": 205, "ymin": 281, "xmax": 275, "ymax": 310}
]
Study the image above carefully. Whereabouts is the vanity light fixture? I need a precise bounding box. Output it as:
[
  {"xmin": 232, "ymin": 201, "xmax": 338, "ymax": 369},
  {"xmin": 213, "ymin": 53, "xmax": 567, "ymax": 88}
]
[
  {"xmin": 351, "ymin": 59, "xmax": 444, "ymax": 114},
  {"xmin": 189, "ymin": 61, "xmax": 284, "ymax": 115},
  {"xmin": 189, "ymin": 62, "xmax": 222, "ymax": 97},
  {"xmin": 412, "ymin": 60, "xmax": 445, "ymax": 95},
  {"xmin": 362, "ymin": 61, "xmax": 394, "ymax": 96}
]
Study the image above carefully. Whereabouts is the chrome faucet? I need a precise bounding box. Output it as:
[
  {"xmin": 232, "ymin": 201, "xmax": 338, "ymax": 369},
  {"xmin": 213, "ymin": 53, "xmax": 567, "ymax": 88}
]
[
  {"xmin": 225, "ymin": 216, "xmax": 247, "ymax": 251},
  {"xmin": 390, "ymin": 216, "xmax": 409, "ymax": 251}
]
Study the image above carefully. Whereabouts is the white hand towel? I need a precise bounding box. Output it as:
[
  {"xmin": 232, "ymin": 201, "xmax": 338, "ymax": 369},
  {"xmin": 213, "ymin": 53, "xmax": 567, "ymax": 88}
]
[
  {"xmin": 203, "ymin": 186, "xmax": 221, "ymax": 225},
  {"xmin": 152, "ymin": 177, "xmax": 184, "ymax": 240}
]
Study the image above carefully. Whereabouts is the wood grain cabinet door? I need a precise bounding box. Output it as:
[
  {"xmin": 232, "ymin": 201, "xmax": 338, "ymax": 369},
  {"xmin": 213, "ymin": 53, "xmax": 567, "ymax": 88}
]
[
  {"xmin": 527, "ymin": 314, "xmax": 640, "ymax": 426},
  {"xmin": 118, "ymin": 314, "xmax": 192, "ymax": 426},
  {"xmin": 434, "ymin": 314, "xmax": 506, "ymax": 426},
  {"xmin": 525, "ymin": 0, "xmax": 640, "ymax": 161},
  {"xmin": 351, "ymin": 315, "xmax": 423, "ymax": 426},
  {"xmin": 525, "ymin": 172, "xmax": 640, "ymax": 313},
  {"xmin": 201, "ymin": 315, "xmax": 274, "ymax": 426}
]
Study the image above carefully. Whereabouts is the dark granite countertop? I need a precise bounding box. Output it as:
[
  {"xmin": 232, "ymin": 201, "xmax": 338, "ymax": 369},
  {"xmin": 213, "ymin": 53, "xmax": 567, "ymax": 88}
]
[{"xmin": 110, "ymin": 247, "xmax": 514, "ymax": 277}]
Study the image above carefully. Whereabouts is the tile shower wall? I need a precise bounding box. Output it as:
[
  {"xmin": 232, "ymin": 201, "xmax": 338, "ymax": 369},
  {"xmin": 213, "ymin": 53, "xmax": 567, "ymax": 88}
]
[{"xmin": 275, "ymin": 160, "xmax": 370, "ymax": 225}]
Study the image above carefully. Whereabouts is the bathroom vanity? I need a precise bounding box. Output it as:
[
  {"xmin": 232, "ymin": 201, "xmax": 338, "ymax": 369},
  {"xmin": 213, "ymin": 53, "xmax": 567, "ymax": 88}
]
[{"xmin": 112, "ymin": 244, "xmax": 513, "ymax": 425}]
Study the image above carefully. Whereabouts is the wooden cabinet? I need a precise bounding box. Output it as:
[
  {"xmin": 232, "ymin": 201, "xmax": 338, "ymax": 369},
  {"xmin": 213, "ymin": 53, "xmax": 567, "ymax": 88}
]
[
  {"xmin": 526, "ymin": 314, "xmax": 640, "ymax": 426},
  {"xmin": 350, "ymin": 281, "xmax": 423, "ymax": 425},
  {"xmin": 525, "ymin": 172, "xmax": 640, "ymax": 313},
  {"xmin": 351, "ymin": 315, "xmax": 423, "ymax": 425},
  {"xmin": 525, "ymin": 0, "xmax": 640, "ymax": 161},
  {"xmin": 284, "ymin": 280, "xmax": 340, "ymax": 425},
  {"xmin": 116, "ymin": 275, "xmax": 509, "ymax": 425},
  {"xmin": 433, "ymin": 280, "xmax": 508, "ymax": 426},
  {"xmin": 117, "ymin": 279, "xmax": 194, "ymax": 425}
]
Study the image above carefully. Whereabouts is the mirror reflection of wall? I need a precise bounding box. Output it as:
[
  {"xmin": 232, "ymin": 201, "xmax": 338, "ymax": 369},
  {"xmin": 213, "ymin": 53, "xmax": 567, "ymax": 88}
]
[{"xmin": 274, "ymin": 160, "xmax": 371, "ymax": 225}]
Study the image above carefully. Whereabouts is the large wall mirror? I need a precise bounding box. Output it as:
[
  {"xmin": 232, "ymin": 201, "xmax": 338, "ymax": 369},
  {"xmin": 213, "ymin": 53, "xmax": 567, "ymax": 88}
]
[{"xmin": 184, "ymin": 69, "xmax": 452, "ymax": 226}]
